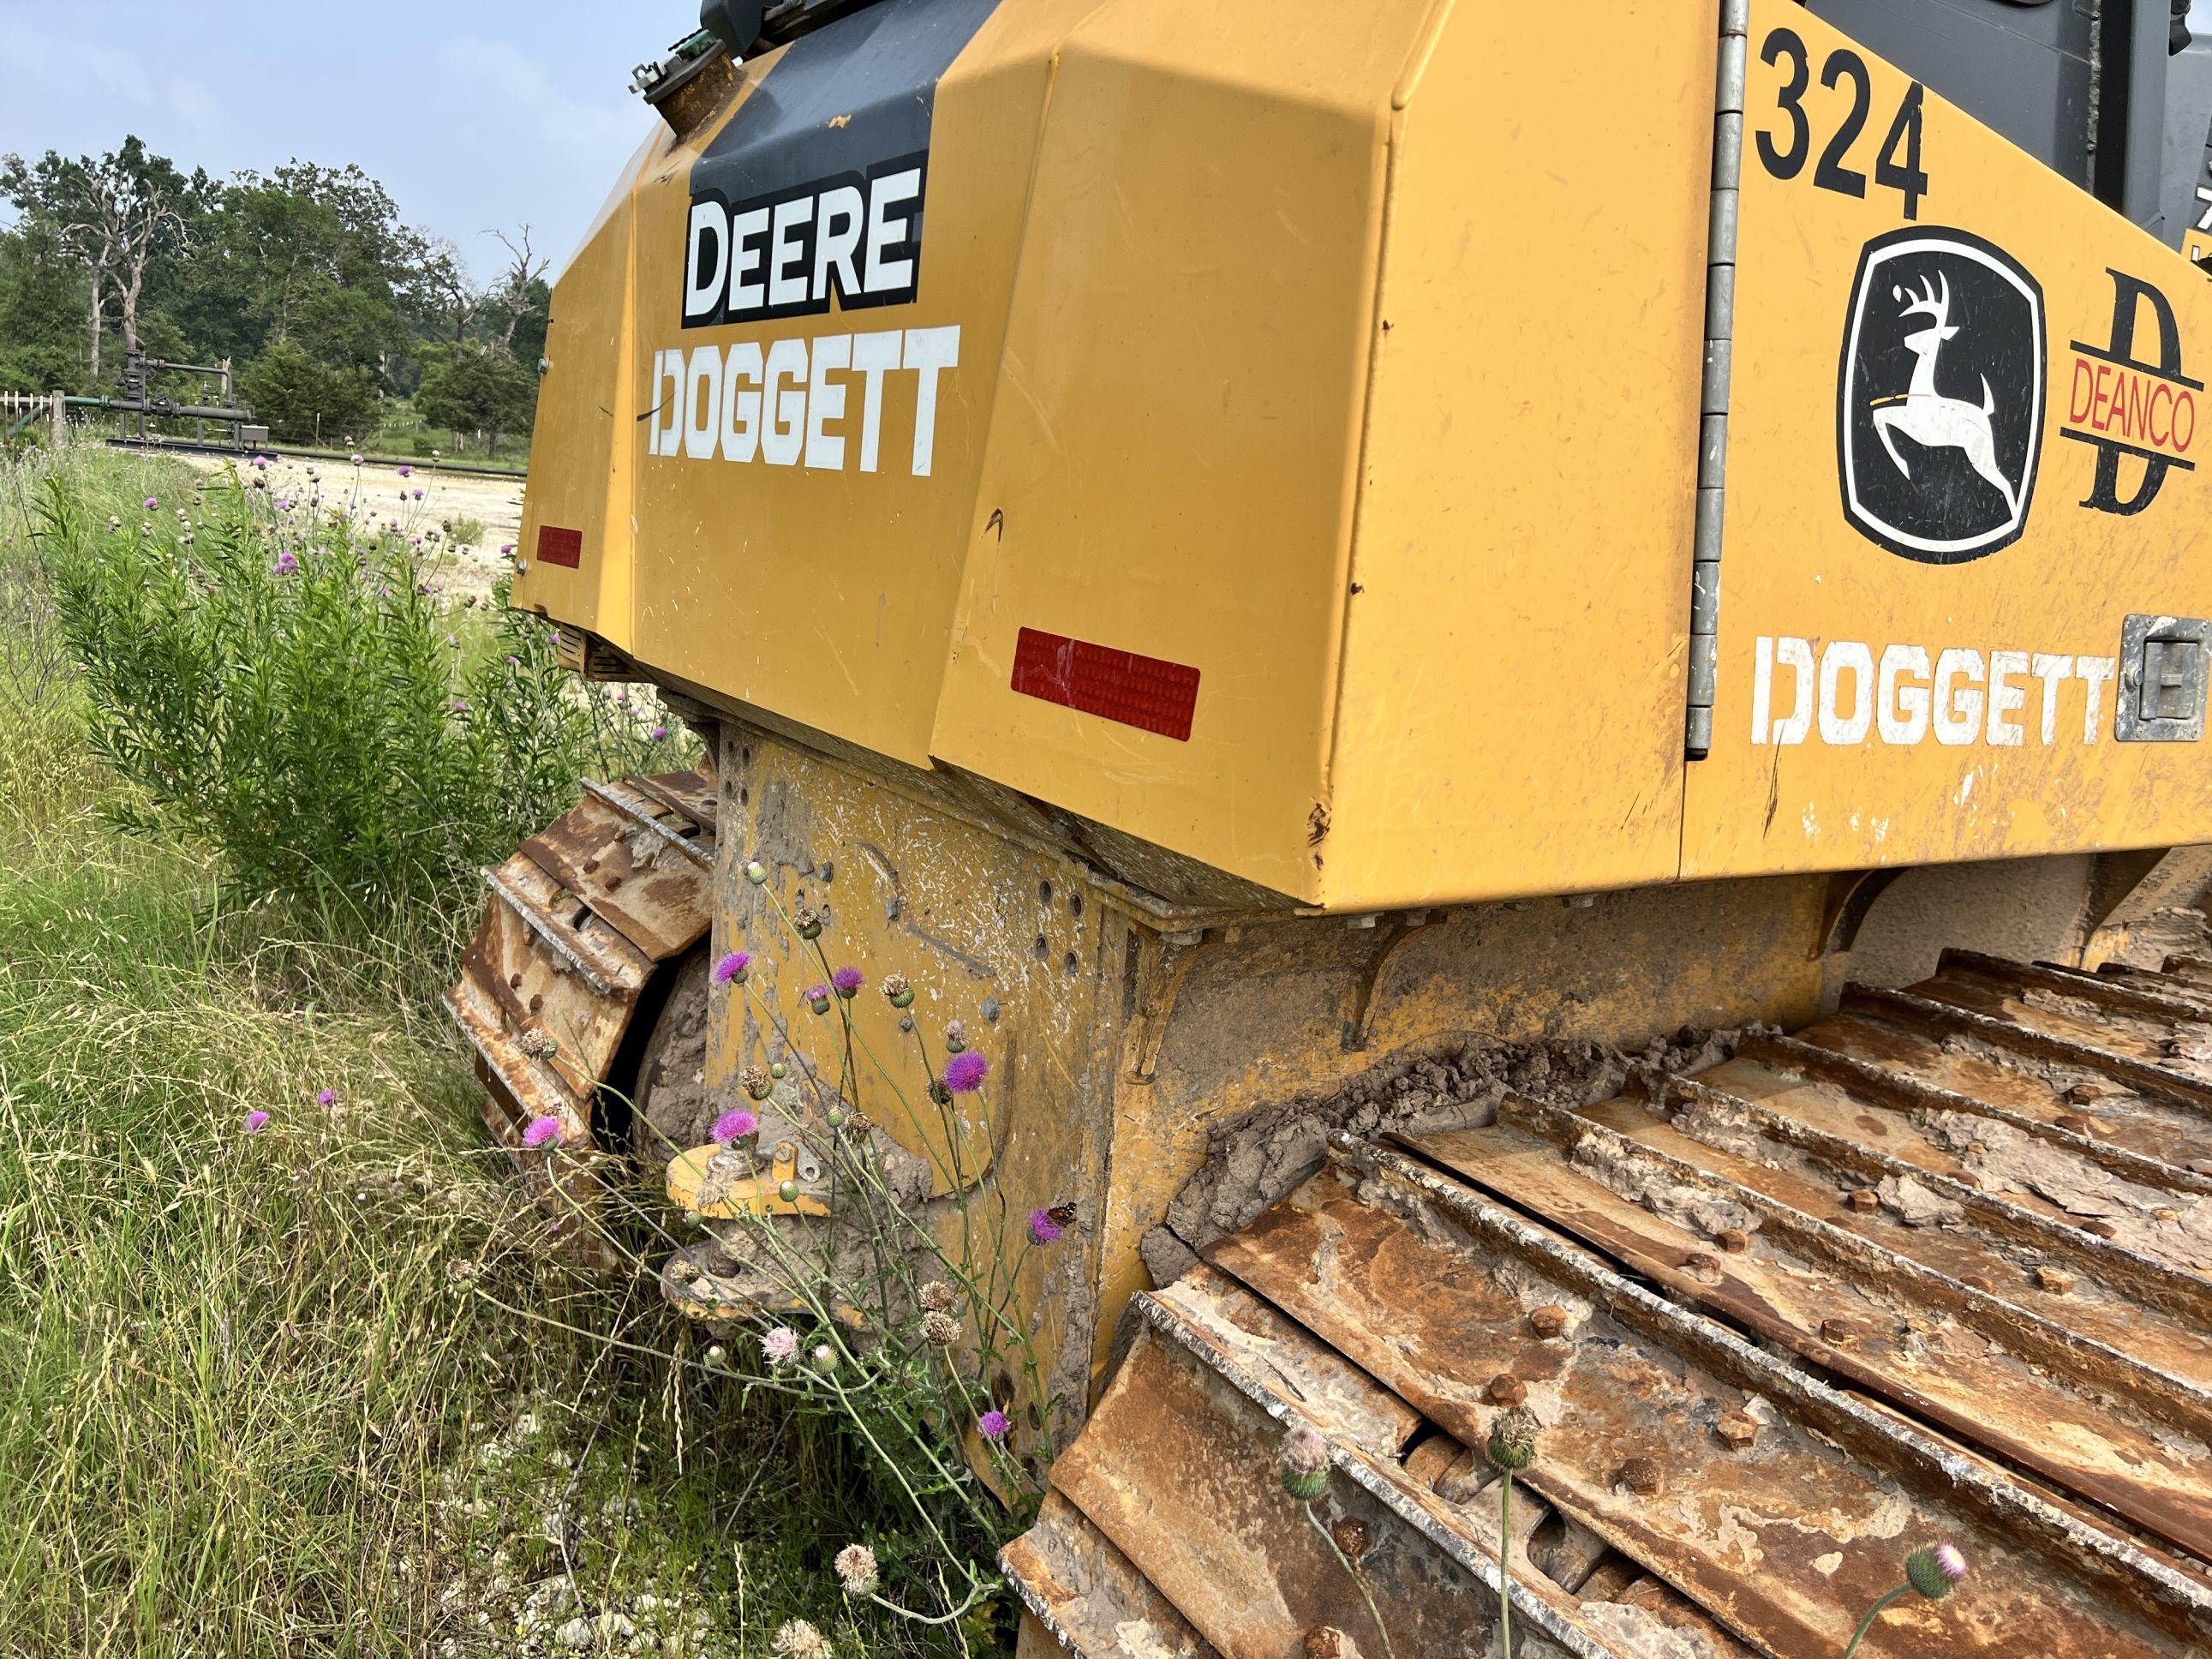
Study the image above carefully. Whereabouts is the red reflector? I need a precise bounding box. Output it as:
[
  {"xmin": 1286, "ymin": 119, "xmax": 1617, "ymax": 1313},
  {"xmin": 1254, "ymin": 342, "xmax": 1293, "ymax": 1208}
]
[
  {"xmin": 537, "ymin": 525, "xmax": 583, "ymax": 568},
  {"xmin": 1009, "ymin": 627, "xmax": 1200, "ymax": 741}
]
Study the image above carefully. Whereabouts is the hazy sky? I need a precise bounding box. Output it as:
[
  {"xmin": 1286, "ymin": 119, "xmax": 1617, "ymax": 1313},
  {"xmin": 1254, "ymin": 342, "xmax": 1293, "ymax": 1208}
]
[{"xmin": 0, "ymin": 2, "xmax": 696, "ymax": 281}]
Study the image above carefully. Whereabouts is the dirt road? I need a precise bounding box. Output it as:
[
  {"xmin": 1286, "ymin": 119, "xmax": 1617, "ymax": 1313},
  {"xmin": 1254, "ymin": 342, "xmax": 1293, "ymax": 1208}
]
[{"xmin": 179, "ymin": 452, "xmax": 527, "ymax": 602}]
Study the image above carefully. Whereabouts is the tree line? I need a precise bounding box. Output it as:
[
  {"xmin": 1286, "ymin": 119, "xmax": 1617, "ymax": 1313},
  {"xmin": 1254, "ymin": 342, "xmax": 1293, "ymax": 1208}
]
[{"xmin": 0, "ymin": 135, "xmax": 547, "ymax": 454}]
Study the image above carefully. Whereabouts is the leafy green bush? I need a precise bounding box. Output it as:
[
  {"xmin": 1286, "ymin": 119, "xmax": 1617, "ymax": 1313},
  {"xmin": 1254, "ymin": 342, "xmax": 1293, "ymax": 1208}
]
[
  {"xmin": 237, "ymin": 339, "xmax": 382, "ymax": 445},
  {"xmin": 31, "ymin": 459, "xmax": 683, "ymax": 975}
]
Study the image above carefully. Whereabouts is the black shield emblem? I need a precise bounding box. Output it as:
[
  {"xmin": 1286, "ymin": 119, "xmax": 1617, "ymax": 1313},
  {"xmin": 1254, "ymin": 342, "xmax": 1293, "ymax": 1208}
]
[{"xmin": 1837, "ymin": 228, "xmax": 2046, "ymax": 564}]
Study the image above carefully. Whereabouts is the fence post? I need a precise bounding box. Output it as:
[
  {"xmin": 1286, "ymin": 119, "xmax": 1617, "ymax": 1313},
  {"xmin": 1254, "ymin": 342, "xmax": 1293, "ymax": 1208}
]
[{"xmin": 50, "ymin": 390, "xmax": 66, "ymax": 448}]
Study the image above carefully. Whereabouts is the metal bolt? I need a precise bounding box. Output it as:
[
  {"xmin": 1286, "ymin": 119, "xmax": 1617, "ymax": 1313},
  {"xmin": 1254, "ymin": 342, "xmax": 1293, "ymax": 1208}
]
[
  {"xmin": 2155, "ymin": 1207, "xmax": 2181, "ymax": 1224},
  {"xmin": 1845, "ymin": 1189, "xmax": 1880, "ymax": 1213},
  {"xmin": 2035, "ymin": 1266, "xmax": 2076, "ymax": 1294},
  {"xmin": 1528, "ymin": 1304, "xmax": 1569, "ymax": 1339},
  {"xmin": 604, "ymin": 873, "xmax": 624, "ymax": 890},
  {"xmin": 1715, "ymin": 1411, "xmax": 1759, "ymax": 1449},
  {"xmin": 528, "ymin": 994, "xmax": 544, "ymax": 1013},
  {"xmin": 1713, "ymin": 1228, "xmax": 1750, "ymax": 1254},
  {"xmin": 508, "ymin": 972, "xmax": 523, "ymax": 989},
  {"xmin": 1618, "ymin": 1456, "xmax": 1664, "ymax": 1496},
  {"xmin": 1681, "ymin": 1251, "xmax": 1723, "ymax": 1281},
  {"xmin": 1329, "ymin": 1517, "xmax": 1370, "ymax": 1560},
  {"xmin": 2065, "ymin": 1082, "xmax": 2104, "ymax": 1104},
  {"xmin": 1961, "ymin": 1273, "xmax": 1994, "ymax": 1292},
  {"xmin": 1820, "ymin": 1318, "xmax": 1856, "ymax": 1345},
  {"xmin": 1486, "ymin": 1374, "xmax": 1527, "ymax": 1406}
]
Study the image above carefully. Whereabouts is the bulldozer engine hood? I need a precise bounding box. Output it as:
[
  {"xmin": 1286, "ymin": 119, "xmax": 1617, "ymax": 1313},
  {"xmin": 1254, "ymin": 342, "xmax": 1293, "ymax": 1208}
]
[{"xmin": 517, "ymin": 0, "xmax": 2212, "ymax": 913}]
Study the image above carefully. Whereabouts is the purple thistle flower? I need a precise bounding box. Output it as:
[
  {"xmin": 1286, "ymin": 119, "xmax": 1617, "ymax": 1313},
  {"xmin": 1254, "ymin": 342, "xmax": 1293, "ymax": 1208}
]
[
  {"xmin": 651, "ymin": 724, "xmax": 668, "ymax": 740},
  {"xmin": 712, "ymin": 950, "xmax": 750, "ymax": 985},
  {"xmin": 1026, "ymin": 1207, "xmax": 1063, "ymax": 1245},
  {"xmin": 762, "ymin": 1327, "xmax": 798, "ymax": 1364},
  {"xmin": 521, "ymin": 1115, "xmax": 564, "ymax": 1149},
  {"xmin": 1933, "ymin": 1544, "xmax": 1968, "ymax": 1583},
  {"xmin": 943, "ymin": 1051, "xmax": 989, "ymax": 1094},
  {"xmin": 397, "ymin": 464, "xmax": 412, "ymax": 477},
  {"xmin": 273, "ymin": 549, "xmax": 298, "ymax": 574},
  {"xmin": 350, "ymin": 452, "xmax": 364, "ymax": 464},
  {"xmin": 713, "ymin": 1107, "xmax": 758, "ymax": 1144},
  {"xmin": 804, "ymin": 983, "xmax": 830, "ymax": 1011},
  {"xmin": 977, "ymin": 1409, "xmax": 1011, "ymax": 1441},
  {"xmin": 411, "ymin": 488, "xmax": 425, "ymax": 500},
  {"xmin": 143, "ymin": 496, "xmax": 158, "ymax": 510},
  {"xmin": 314, "ymin": 1087, "xmax": 337, "ymax": 1107},
  {"xmin": 245, "ymin": 1110, "xmax": 270, "ymax": 1134},
  {"xmin": 832, "ymin": 967, "xmax": 864, "ymax": 998},
  {"xmin": 499, "ymin": 542, "xmax": 514, "ymax": 554}
]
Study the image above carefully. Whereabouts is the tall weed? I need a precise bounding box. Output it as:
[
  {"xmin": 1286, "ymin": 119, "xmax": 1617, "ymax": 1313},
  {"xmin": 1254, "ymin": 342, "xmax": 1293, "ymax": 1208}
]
[{"xmin": 28, "ymin": 457, "xmax": 685, "ymax": 987}]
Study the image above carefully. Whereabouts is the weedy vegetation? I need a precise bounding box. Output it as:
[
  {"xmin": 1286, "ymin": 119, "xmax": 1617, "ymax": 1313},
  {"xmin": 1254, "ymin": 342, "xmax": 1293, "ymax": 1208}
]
[{"xmin": 0, "ymin": 441, "xmax": 1019, "ymax": 1657}]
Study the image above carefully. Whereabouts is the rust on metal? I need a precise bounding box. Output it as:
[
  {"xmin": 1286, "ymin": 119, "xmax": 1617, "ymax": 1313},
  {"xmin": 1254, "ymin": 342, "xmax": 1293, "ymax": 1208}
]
[
  {"xmin": 1405, "ymin": 1099, "xmax": 2212, "ymax": 1560},
  {"xmin": 970, "ymin": 955, "xmax": 2212, "ymax": 1655},
  {"xmin": 448, "ymin": 770, "xmax": 716, "ymax": 1204}
]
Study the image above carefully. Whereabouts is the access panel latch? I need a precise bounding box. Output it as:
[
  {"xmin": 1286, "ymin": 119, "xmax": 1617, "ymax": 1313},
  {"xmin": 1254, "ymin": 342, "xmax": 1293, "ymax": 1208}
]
[{"xmin": 2117, "ymin": 614, "xmax": 2209, "ymax": 742}]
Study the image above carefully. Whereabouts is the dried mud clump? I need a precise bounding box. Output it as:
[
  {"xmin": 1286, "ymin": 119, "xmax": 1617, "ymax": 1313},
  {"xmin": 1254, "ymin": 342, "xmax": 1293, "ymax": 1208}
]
[{"xmin": 1139, "ymin": 1028, "xmax": 1749, "ymax": 1285}]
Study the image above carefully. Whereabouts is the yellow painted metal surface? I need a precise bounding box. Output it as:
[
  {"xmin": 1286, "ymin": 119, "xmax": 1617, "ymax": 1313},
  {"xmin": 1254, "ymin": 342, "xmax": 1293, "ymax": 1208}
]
[
  {"xmin": 1684, "ymin": 0, "xmax": 2212, "ymax": 876},
  {"xmin": 517, "ymin": 2, "xmax": 2212, "ymax": 915},
  {"xmin": 930, "ymin": 1, "xmax": 1440, "ymax": 901},
  {"xmin": 1320, "ymin": 2, "xmax": 1715, "ymax": 906},
  {"xmin": 514, "ymin": 136, "xmax": 656, "ymax": 646}
]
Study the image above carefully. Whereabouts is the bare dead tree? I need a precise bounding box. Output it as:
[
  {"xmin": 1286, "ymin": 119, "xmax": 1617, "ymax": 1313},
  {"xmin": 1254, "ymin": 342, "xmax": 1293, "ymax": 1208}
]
[
  {"xmin": 3, "ymin": 141, "xmax": 190, "ymax": 381},
  {"xmin": 488, "ymin": 225, "xmax": 551, "ymax": 350},
  {"xmin": 416, "ymin": 237, "xmax": 485, "ymax": 343}
]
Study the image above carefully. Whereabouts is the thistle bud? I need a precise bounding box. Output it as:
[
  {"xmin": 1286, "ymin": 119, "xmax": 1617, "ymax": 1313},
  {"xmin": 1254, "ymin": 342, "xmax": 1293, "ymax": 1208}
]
[
  {"xmin": 919, "ymin": 1279, "xmax": 956, "ymax": 1312},
  {"xmin": 883, "ymin": 973, "xmax": 915, "ymax": 1009},
  {"xmin": 920, "ymin": 1311, "xmax": 960, "ymax": 1347},
  {"xmin": 1486, "ymin": 1406, "xmax": 1539, "ymax": 1473},
  {"xmin": 793, "ymin": 904, "xmax": 823, "ymax": 941},
  {"xmin": 1279, "ymin": 1422, "xmax": 1330, "ymax": 1501},
  {"xmin": 1905, "ymin": 1544, "xmax": 1968, "ymax": 1601},
  {"xmin": 741, "ymin": 1066, "xmax": 773, "ymax": 1101}
]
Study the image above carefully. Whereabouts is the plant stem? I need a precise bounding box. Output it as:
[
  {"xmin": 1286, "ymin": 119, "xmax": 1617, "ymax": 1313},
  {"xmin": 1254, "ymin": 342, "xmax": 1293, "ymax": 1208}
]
[
  {"xmin": 1840, "ymin": 1584, "xmax": 1911, "ymax": 1659},
  {"xmin": 1304, "ymin": 1501, "xmax": 1398, "ymax": 1659},
  {"xmin": 1498, "ymin": 1470, "xmax": 1512, "ymax": 1658}
]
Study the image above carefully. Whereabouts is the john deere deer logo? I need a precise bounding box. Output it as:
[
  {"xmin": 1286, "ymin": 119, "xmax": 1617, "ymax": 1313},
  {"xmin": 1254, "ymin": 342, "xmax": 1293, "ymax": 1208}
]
[
  {"xmin": 1874, "ymin": 274, "xmax": 2020, "ymax": 518},
  {"xmin": 1839, "ymin": 229, "xmax": 2046, "ymax": 564}
]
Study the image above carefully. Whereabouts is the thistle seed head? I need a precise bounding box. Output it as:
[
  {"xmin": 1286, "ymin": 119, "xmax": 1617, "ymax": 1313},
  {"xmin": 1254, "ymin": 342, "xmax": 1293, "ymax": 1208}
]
[{"xmin": 1486, "ymin": 1405, "xmax": 1539, "ymax": 1473}]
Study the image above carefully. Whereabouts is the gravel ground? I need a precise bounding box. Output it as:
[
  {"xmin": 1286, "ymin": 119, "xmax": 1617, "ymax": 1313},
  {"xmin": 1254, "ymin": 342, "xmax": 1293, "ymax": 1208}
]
[{"xmin": 180, "ymin": 452, "xmax": 528, "ymax": 601}]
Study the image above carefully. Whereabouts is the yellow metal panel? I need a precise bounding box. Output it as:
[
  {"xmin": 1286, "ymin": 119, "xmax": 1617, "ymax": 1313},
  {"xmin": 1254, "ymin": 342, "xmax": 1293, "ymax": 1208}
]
[
  {"xmin": 514, "ymin": 134, "xmax": 660, "ymax": 644},
  {"xmin": 613, "ymin": 7, "xmax": 1088, "ymax": 770},
  {"xmin": 929, "ymin": 1, "xmax": 1445, "ymax": 905},
  {"xmin": 1685, "ymin": 0, "xmax": 2212, "ymax": 877},
  {"xmin": 1320, "ymin": 2, "xmax": 1715, "ymax": 907}
]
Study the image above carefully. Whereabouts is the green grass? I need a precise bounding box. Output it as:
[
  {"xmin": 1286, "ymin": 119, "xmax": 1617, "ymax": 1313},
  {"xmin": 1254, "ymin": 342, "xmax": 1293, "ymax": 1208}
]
[
  {"xmin": 0, "ymin": 445, "xmax": 979, "ymax": 1658},
  {"xmin": 368, "ymin": 397, "xmax": 525, "ymax": 468}
]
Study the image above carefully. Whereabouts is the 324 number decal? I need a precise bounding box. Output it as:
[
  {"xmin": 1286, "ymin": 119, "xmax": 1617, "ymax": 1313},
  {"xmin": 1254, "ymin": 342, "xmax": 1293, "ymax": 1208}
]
[{"xmin": 1755, "ymin": 28, "xmax": 1928, "ymax": 219}]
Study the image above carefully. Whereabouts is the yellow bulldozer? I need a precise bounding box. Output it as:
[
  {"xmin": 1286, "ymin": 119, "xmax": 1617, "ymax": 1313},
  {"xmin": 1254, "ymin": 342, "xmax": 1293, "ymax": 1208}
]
[{"xmin": 451, "ymin": 0, "xmax": 2212, "ymax": 1652}]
